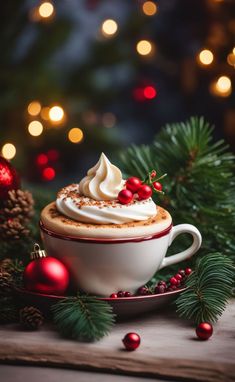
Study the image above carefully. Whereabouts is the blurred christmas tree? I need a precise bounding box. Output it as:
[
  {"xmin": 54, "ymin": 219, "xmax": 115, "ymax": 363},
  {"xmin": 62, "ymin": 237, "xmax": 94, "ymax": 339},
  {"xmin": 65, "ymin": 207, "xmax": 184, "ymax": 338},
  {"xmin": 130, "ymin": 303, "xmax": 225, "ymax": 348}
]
[{"xmin": 0, "ymin": 0, "xmax": 235, "ymax": 184}]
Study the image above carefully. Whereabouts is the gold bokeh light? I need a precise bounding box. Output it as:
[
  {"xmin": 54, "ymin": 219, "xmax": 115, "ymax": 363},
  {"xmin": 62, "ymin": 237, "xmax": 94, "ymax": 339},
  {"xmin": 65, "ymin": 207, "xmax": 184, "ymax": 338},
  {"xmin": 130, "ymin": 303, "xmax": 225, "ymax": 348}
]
[
  {"xmin": 28, "ymin": 121, "xmax": 43, "ymax": 136},
  {"xmin": 136, "ymin": 40, "xmax": 152, "ymax": 56},
  {"xmin": 2, "ymin": 143, "xmax": 16, "ymax": 160},
  {"xmin": 68, "ymin": 128, "xmax": 84, "ymax": 143},
  {"xmin": 198, "ymin": 49, "xmax": 214, "ymax": 65},
  {"xmin": 142, "ymin": 1, "xmax": 157, "ymax": 16},
  {"xmin": 38, "ymin": 2, "xmax": 54, "ymax": 18},
  {"xmin": 27, "ymin": 101, "xmax": 41, "ymax": 116},
  {"xmin": 102, "ymin": 19, "xmax": 118, "ymax": 37},
  {"xmin": 49, "ymin": 106, "xmax": 64, "ymax": 122}
]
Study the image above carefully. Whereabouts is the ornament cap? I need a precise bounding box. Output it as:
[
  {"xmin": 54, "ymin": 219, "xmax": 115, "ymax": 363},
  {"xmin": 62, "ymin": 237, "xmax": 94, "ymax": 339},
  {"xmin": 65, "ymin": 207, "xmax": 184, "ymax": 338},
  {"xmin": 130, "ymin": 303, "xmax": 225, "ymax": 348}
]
[{"xmin": 31, "ymin": 243, "xmax": 47, "ymax": 260}]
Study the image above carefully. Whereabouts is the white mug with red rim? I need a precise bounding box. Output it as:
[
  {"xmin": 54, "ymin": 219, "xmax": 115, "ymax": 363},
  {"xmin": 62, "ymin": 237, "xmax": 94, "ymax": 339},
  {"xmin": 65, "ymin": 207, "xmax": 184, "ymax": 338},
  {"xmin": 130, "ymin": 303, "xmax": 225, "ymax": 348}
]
[{"xmin": 40, "ymin": 220, "xmax": 202, "ymax": 296}]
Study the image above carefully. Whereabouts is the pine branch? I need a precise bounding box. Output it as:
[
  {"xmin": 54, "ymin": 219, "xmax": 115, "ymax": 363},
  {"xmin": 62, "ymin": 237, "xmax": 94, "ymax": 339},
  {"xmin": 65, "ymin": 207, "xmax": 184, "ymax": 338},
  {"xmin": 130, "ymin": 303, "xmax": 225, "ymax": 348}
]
[
  {"xmin": 52, "ymin": 295, "xmax": 116, "ymax": 342},
  {"xmin": 176, "ymin": 253, "xmax": 234, "ymax": 324},
  {"xmin": 120, "ymin": 117, "xmax": 235, "ymax": 265}
]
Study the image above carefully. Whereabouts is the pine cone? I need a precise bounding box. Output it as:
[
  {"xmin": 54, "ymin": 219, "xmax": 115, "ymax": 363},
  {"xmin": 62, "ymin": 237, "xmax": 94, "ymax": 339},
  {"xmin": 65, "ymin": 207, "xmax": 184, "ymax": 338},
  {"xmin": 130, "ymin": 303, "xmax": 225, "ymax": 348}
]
[
  {"xmin": 19, "ymin": 306, "xmax": 44, "ymax": 330},
  {"xmin": 2, "ymin": 189, "xmax": 34, "ymax": 223},
  {"xmin": 0, "ymin": 271, "xmax": 13, "ymax": 296},
  {"xmin": 0, "ymin": 258, "xmax": 24, "ymax": 275},
  {"xmin": 0, "ymin": 218, "xmax": 30, "ymax": 240},
  {"xmin": 0, "ymin": 297, "xmax": 18, "ymax": 324}
]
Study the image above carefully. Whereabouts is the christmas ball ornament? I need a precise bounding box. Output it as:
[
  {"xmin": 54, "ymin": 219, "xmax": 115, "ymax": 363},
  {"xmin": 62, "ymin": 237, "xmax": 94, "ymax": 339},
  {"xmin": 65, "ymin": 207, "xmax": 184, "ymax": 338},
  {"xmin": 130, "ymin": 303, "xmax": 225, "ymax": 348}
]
[
  {"xmin": 196, "ymin": 322, "xmax": 213, "ymax": 340},
  {"xmin": 0, "ymin": 156, "xmax": 20, "ymax": 200},
  {"xmin": 117, "ymin": 290, "xmax": 125, "ymax": 297},
  {"xmin": 109, "ymin": 293, "xmax": 118, "ymax": 298},
  {"xmin": 24, "ymin": 243, "xmax": 69, "ymax": 295},
  {"xmin": 137, "ymin": 286, "xmax": 150, "ymax": 295},
  {"xmin": 122, "ymin": 332, "xmax": 141, "ymax": 351},
  {"xmin": 137, "ymin": 184, "xmax": 152, "ymax": 200},
  {"xmin": 153, "ymin": 181, "xmax": 162, "ymax": 192},
  {"xmin": 169, "ymin": 276, "xmax": 178, "ymax": 285},
  {"xmin": 126, "ymin": 177, "xmax": 142, "ymax": 193},
  {"xmin": 118, "ymin": 189, "xmax": 133, "ymax": 204},
  {"xmin": 124, "ymin": 291, "xmax": 132, "ymax": 297},
  {"xmin": 185, "ymin": 267, "xmax": 192, "ymax": 275}
]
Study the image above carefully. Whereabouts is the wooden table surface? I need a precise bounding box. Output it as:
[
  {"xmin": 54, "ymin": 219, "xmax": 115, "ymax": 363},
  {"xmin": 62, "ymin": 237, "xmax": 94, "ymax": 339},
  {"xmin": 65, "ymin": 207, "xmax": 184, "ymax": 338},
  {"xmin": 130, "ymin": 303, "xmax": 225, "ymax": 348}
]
[{"xmin": 0, "ymin": 302, "xmax": 234, "ymax": 382}]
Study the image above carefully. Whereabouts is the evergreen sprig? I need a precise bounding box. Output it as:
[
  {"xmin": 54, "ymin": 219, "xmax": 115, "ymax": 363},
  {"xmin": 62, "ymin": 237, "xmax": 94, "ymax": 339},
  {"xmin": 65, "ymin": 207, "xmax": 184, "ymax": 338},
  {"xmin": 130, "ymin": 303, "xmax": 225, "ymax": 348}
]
[
  {"xmin": 121, "ymin": 117, "xmax": 235, "ymax": 265},
  {"xmin": 176, "ymin": 253, "xmax": 234, "ymax": 324},
  {"xmin": 52, "ymin": 295, "xmax": 116, "ymax": 342}
]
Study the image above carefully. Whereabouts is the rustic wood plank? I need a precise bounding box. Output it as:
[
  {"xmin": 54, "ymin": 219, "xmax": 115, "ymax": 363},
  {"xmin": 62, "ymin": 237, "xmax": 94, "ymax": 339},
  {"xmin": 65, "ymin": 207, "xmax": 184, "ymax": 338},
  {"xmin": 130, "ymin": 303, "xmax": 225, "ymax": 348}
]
[{"xmin": 0, "ymin": 302, "xmax": 234, "ymax": 382}]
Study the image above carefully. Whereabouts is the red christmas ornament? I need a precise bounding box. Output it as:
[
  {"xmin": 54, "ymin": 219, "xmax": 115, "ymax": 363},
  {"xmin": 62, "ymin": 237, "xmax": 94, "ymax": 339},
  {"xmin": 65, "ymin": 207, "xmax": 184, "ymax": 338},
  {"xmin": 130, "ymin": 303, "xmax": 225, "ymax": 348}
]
[
  {"xmin": 169, "ymin": 276, "xmax": 178, "ymax": 285},
  {"xmin": 153, "ymin": 181, "xmax": 162, "ymax": 192},
  {"xmin": 185, "ymin": 267, "xmax": 192, "ymax": 275},
  {"xmin": 137, "ymin": 184, "xmax": 152, "ymax": 200},
  {"xmin": 126, "ymin": 177, "xmax": 142, "ymax": 193},
  {"xmin": 24, "ymin": 243, "xmax": 69, "ymax": 295},
  {"xmin": 0, "ymin": 156, "xmax": 20, "ymax": 200},
  {"xmin": 109, "ymin": 293, "xmax": 118, "ymax": 298},
  {"xmin": 122, "ymin": 332, "xmax": 141, "ymax": 351},
  {"xmin": 118, "ymin": 189, "xmax": 133, "ymax": 204},
  {"xmin": 196, "ymin": 322, "xmax": 213, "ymax": 340}
]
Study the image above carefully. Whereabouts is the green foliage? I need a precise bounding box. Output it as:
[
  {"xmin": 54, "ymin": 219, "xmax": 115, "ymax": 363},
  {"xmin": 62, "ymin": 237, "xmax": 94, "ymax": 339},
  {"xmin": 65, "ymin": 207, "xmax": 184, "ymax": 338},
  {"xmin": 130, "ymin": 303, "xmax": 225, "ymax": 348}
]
[
  {"xmin": 52, "ymin": 295, "xmax": 116, "ymax": 342},
  {"xmin": 121, "ymin": 117, "xmax": 235, "ymax": 266},
  {"xmin": 176, "ymin": 253, "xmax": 234, "ymax": 323}
]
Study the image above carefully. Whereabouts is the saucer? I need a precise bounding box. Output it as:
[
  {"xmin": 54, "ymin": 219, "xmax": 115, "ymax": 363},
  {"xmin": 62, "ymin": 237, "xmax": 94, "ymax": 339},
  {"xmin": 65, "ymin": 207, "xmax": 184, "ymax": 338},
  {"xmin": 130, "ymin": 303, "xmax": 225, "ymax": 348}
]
[{"xmin": 16, "ymin": 287, "xmax": 185, "ymax": 320}]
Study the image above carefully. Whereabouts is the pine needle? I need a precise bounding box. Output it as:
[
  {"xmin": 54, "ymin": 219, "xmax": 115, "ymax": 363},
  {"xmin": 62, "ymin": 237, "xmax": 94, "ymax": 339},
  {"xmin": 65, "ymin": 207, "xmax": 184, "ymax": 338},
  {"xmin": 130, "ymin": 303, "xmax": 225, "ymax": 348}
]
[
  {"xmin": 52, "ymin": 295, "xmax": 116, "ymax": 342},
  {"xmin": 176, "ymin": 253, "xmax": 234, "ymax": 323}
]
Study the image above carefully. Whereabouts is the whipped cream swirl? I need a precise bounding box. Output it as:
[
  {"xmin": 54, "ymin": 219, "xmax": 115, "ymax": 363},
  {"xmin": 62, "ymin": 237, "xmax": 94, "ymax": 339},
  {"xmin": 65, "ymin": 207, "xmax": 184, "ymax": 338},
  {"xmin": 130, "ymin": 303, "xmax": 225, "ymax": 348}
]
[
  {"xmin": 56, "ymin": 153, "xmax": 157, "ymax": 225},
  {"xmin": 79, "ymin": 153, "xmax": 124, "ymax": 201}
]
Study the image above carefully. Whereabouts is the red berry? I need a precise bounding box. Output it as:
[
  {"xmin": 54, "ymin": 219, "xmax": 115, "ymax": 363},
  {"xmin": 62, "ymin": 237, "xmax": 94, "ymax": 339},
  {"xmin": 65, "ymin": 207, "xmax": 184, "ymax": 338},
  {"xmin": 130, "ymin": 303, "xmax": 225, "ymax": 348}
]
[
  {"xmin": 126, "ymin": 177, "xmax": 142, "ymax": 193},
  {"xmin": 137, "ymin": 286, "xmax": 150, "ymax": 295},
  {"xmin": 167, "ymin": 285, "xmax": 177, "ymax": 292},
  {"xmin": 170, "ymin": 276, "xmax": 178, "ymax": 285},
  {"xmin": 158, "ymin": 280, "xmax": 167, "ymax": 287},
  {"xmin": 117, "ymin": 291, "xmax": 125, "ymax": 297},
  {"xmin": 175, "ymin": 273, "xmax": 182, "ymax": 281},
  {"xmin": 185, "ymin": 268, "xmax": 192, "ymax": 275},
  {"xmin": 196, "ymin": 322, "xmax": 213, "ymax": 340},
  {"xmin": 122, "ymin": 332, "xmax": 141, "ymax": 351},
  {"xmin": 153, "ymin": 182, "xmax": 162, "ymax": 192},
  {"xmin": 178, "ymin": 269, "xmax": 186, "ymax": 278},
  {"xmin": 155, "ymin": 285, "xmax": 166, "ymax": 294},
  {"xmin": 137, "ymin": 184, "xmax": 152, "ymax": 200},
  {"xmin": 150, "ymin": 170, "xmax": 157, "ymax": 179},
  {"xmin": 109, "ymin": 293, "xmax": 118, "ymax": 298},
  {"xmin": 124, "ymin": 291, "xmax": 131, "ymax": 297},
  {"xmin": 118, "ymin": 189, "xmax": 133, "ymax": 204}
]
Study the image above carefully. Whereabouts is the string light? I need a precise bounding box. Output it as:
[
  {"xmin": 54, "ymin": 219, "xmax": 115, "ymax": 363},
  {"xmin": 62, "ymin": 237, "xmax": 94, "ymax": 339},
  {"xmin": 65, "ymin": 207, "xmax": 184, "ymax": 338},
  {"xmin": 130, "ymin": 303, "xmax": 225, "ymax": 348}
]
[
  {"xmin": 36, "ymin": 153, "xmax": 48, "ymax": 166},
  {"xmin": 198, "ymin": 49, "xmax": 214, "ymax": 65},
  {"xmin": 49, "ymin": 105, "xmax": 64, "ymax": 123},
  {"xmin": 216, "ymin": 76, "xmax": 231, "ymax": 93},
  {"xmin": 28, "ymin": 120, "xmax": 43, "ymax": 136},
  {"xmin": 68, "ymin": 128, "xmax": 84, "ymax": 143},
  {"xmin": 102, "ymin": 113, "xmax": 116, "ymax": 128},
  {"xmin": 42, "ymin": 167, "xmax": 55, "ymax": 181},
  {"xmin": 142, "ymin": 1, "xmax": 157, "ymax": 16},
  {"xmin": 227, "ymin": 53, "xmax": 235, "ymax": 66},
  {"xmin": 41, "ymin": 107, "xmax": 50, "ymax": 120},
  {"xmin": 143, "ymin": 86, "xmax": 157, "ymax": 99},
  {"xmin": 2, "ymin": 143, "xmax": 16, "ymax": 160},
  {"xmin": 38, "ymin": 2, "xmax": 54, "ymax": 18},
  {"xmin": 136, "ymin": 40, "xmax": 153, "ymax": 56},
  {"xmin": 27, "ymin": 101, "xmax": 41, "ymax": 116},
  {"xmin": 101, "ymin": 19, "xmax": 118, "ymax": 37}
]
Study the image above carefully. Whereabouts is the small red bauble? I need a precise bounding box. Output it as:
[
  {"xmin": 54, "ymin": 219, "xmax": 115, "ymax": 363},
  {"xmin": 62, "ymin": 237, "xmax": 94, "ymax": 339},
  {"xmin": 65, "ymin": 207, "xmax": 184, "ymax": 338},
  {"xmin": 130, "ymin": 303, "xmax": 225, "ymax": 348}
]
[
  {"xmin": 126, "ymin": 177, "xmax": 142, "ymax": 193},
  {"xmin": 124, "ymin": 291, "xmax": 132, "ymax": 297},
  {"xmin": 169, "ymin": 276, "xmax": 178, "ymax": 285},
  {"xmin": 24, "ymin": 244, "xmax": 69, "ymax": 295},
  {"xmin": 175, "ymin": 273, "xmax": 182, "ymax": 281},
  {"xmin": 117, "ymin": 290, "xmax": 125, "ymax": 297},
  {"xmin": 137, "ymin": 184, "xmax": 152, "ymax": 200},
  {"xmin": 110, "ymin": 293, "xmax": 118, "ymax": 298},
  {"xmin": 196, "ymin": 322, "xmax": 213, "ymax": 340},
  {"xmin": 150, "ymin": 170, "xmax": 157, "ymax": 179},
  {"xmin": 0, "ymin": 156, "xmax": 20, "ymax": 200},
  {"xmin": 122, "ymin": 332, "xmax": 141, "ymax": 351},
  {"xmin": 118, "ymin": 189, "xmax": 133, "ymax": 204},
  {"xmin": 185, "ymin": 267, "xmax": 192, "ymax": 275},
  {"xmin": 153, "ymin": 181, "xmax": 162, "ymax": 192},
  {"xmin": 137, "ymin": 286, "xmax": 150, "ymax": 295},
  {"xmin": 155, "ymin": 285, "xmax": 166, "ymax": 294}
]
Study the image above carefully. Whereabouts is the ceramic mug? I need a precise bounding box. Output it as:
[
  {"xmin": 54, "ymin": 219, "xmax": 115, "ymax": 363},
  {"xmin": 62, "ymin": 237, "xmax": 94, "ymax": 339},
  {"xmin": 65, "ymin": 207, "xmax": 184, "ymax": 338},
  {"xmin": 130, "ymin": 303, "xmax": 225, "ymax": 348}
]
[{"xmin": 40, "ymin": 220, "xmax": 202, "ymax": 296}]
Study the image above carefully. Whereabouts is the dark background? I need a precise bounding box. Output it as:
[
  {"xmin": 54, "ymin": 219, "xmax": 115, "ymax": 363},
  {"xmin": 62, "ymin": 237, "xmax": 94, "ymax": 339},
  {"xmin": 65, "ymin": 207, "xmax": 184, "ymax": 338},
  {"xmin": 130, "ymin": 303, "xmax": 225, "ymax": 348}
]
[{"xmin": 1, "ymin": 0, "xmax": 235, "ymax": 186}]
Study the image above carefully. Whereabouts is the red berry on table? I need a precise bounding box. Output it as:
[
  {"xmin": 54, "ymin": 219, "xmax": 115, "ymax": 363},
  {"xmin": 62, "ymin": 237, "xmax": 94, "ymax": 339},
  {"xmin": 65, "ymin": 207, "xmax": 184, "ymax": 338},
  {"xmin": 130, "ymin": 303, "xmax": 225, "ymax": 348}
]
[
  {"xmin": 169, "ymin": 276, "xmax": 178, "ymax": 286},
  {"xmin": 109, "ymin": 293, "xmax": 118, "ymax": 298},
  {"xmin": 126, "ymin": 177, "xmax": 142, "ymax": 193},
  {"xmin": 175, "ymin": 273, "xmax": 183, "ymax": 281},
  {"xmin": 122, "ymin": 332, "xmax": 141, "ymax": 351},
  {"xmin": 153, "ymin": 181, "xmax": 162, "ymax": 192},
  {"xmin": 185, "ymin": 267, "xmax": 192, "ymax": 275},
  {"xmin": 124, "ymin": 291, "xmax": 132, "ymax": 297},
  {"xmin": 196, "ymin": 322, "xmax": 213, "ymax": 340},
  {"xmin": 137, "ymin": 184, "xmax": 152, "ymax": 200},
  {"xmin": 118, "ymin": 189, "xmax": 133, "ymax": 204},
  {"xmin": 117, "ymin": 290, "xmax": 125, "ymax": 298},
  {"xmin": 137, "ymin": 286, "xmax": 150, "ymax": 295}
]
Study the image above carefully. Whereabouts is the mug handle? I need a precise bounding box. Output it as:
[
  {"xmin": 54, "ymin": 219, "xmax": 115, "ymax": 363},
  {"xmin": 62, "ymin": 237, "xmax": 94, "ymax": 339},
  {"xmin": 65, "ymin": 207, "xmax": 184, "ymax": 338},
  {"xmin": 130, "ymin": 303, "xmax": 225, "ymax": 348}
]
[{"xmin": 159, "ymin": 224, "xmax": 202, "ymax": 270}]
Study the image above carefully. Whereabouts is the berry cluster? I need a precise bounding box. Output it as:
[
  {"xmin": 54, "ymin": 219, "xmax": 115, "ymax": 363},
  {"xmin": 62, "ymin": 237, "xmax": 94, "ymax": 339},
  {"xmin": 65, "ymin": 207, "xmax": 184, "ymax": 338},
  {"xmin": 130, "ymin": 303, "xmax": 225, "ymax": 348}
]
[
  {"xmin": 118, "ymin": 170, "xmax": 167, "ymax": 205},
  {"xmin": 109, "ymin": 267, "xmax": 192, "ymax": 298}
]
